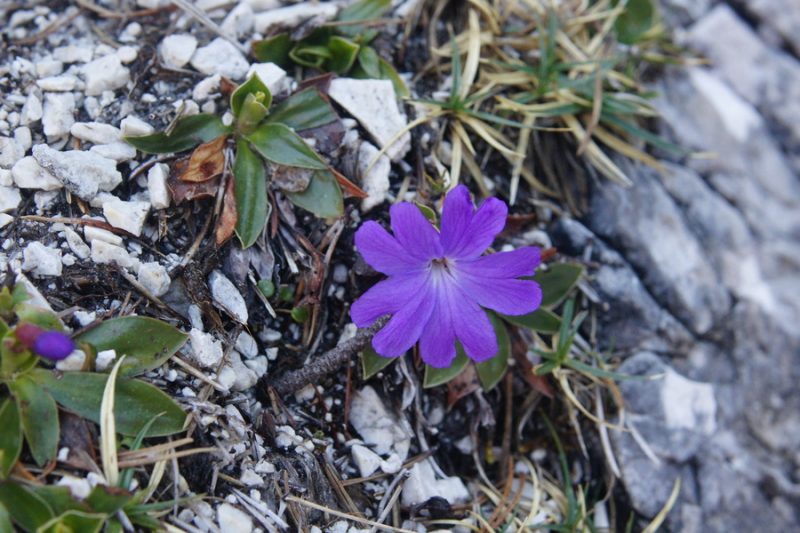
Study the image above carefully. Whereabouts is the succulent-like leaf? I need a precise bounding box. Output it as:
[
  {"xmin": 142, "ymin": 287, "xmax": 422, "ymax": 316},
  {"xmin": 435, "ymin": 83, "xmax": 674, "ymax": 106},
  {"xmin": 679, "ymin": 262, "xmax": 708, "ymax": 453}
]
[
  {"xmin": 613, "ymin": 0, "xmax": 659, "ymax": 44},
  {"xmin": 286, "ymin": 170, "xmax": 344, "ymax": 218},
  {"xmin": 423, "ymin": 347, "xmax": 469, "ymax": 388},
  {"xmin": 231, "ymin": 73, "xmax": 272, "ymax": 117},
  {"xmin": 233, "ymin": 140, "xmax": 269, "ymax": 248},
  {"xmin": 266, "ymin": 88, "xmax": 338, "ymax": 131},
  {"xmin": 0, "ymin": 399, "xmax": 21, "ymax": 479},
  {"xmin": 247, "ymin": 123, "xmax": 328, "ymax": 169},
  {"xmin": 125, "ymin": 114, "xmax": 231, "ymax": 154},
  {"xmin": 76, "ymin": 316, "xmax": 188, "ymax": 377},
  {"xmin": 251, "ymin": 33, "xmax": 293, "ymax": 66},
  {"xmin": 327, "ymin": 36, "xmax": 361, "ymax": 74},
  {"xmin": 475, "ymin": 314, "xmax": 511, "ymax": 390},
  {"xmin": 500, "ymin": 308, "xmax": 560, "ymax": 333},
  {"xmin": 38, "ymin": 511, "xmax": 106, "ymax": 533},
  {"xmin": 9, "ymin": 377, "xmax": 59, "ymax": 466},
  {"xmin": 534, "ymin": 263, "xmax": 584, "ymax": 308},
  {"xmin": 0, "ymin": 482, "xmax": 54, "ymax": 532},
  {"xmin": 30, "ymin": 369, "xmax": 186, "ymax": 437},
  {"xmin": 361, "ymin": 345, "xmax": 397, "ymax": 380},
  {"xmin": 357, "ymin": 46, "xmax": 381, "ymax": 79}
]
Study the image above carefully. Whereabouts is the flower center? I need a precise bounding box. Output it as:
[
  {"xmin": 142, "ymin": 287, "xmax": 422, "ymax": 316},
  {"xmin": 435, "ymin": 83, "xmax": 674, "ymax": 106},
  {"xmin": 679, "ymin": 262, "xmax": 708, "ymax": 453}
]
[{"xmin": 429, "ymin": 257, "xmax": 456, "ymax": 285}]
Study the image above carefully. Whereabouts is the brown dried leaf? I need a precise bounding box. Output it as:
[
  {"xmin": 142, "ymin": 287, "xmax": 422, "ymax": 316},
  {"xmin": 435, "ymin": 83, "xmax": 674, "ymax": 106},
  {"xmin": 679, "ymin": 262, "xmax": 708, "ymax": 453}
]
[
  {"xmin": 215, "ymin": 176, "xmax": 238, "ymax": 245},
  {"xmin": 332, "ymin": 168, "xmax": 368, "ymax": 199},
  {"xmin": 181, "ymin": 135, "xmax": 227, "ymax": 183},
  {"xmin": 219, "ymin": 76, "xmax": 237, "ymax": 99},
  {"xmin": 447, "ymin": 364, "xmax": 481, "ymax": 408},
  {"xmin": 169, "ymin": 174, "xmax": 220, "ymax": 204},
  {"xmin": 273, "ymin": 165, "xmax": 313, "ymax": 193}
]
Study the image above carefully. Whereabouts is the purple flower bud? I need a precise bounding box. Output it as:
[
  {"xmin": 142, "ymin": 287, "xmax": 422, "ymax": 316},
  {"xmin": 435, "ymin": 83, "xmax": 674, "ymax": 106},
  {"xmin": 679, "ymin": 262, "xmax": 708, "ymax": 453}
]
[{"xmin": 32, "ymin": 331, "xmax": 75, "ymax": 361}]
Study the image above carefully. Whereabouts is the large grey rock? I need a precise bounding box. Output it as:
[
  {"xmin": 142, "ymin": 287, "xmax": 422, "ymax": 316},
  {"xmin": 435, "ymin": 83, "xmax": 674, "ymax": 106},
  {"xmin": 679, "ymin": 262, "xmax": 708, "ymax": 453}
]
[
  {"xmin": 739, "ymin": 0, "xmax": 800, "ymax": 56},
  {"xmin": 32, "ymin": 144, "xmax": 122, "ymax": 200},
  {"xmin": 687, "ymin": 6, "xmax": 800, "ymax": 151},
  {"xmin": 584, "ymin": 164, "xmax": 731, "ymax": 335}
]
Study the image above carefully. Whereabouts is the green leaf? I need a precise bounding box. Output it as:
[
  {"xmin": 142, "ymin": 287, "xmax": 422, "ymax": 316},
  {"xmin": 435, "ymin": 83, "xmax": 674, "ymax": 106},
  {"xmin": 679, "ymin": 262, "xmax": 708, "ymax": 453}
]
[
  {"xmin": 534, "ymin": 263, "xmax": 584, "ymax": 308},
  {"xmin": 360, "ymin": 344, "xmax": 397, "ymax": 380},
  {"xmin": 357, "ymin": 46, "xmax": 381, "ymax": 79},
  {"xmin": 14, "ymin": 304, "xmax": 62, "ymax": 331},
  {"xmin": 0, "ymin": 482, "xmax": 53, "ymax": 532},
  {"xmin": 125, "ymin": 114, "xmax": 231, "ymax": 154},
  {"xmin": 266, "ymin": 88, "xmax": 338, "ymax": 131},
  {"xmin": 423, "ymin": 348, "xmax": 469, "ymax": 388},
  {"xmin": 233, "ymin": 140, "xmax": 269, "ymax": 249},
  {"xmin": 75, "ymin": 316, "xmax": 188, "ymax": 378},
  {"xmin": 84, "ymin": 486, "xmax": 134, "ymax": 515},
  {"xmin": 289, "ymin": 43, "xmax": 331, "ymax": 68},
  {"xmin": 327, "ymin": 36, "xmax": 361, "ymax": 74},
  {"xmin": 0, "ymin": 399, "xmax": 22, "ymax": 478},
  {"xmin": 415, "ymin": 202, "xmax": 437, "ymax": 223},
  {"xmin": 38, "ymin": 511, "xmax": 106, "ymax": 533},
  {"xmin": 251, "ymin": 34, "xmax": 293, "ymax": 66},
  {"xmin": 476, "ymin": 314, "xmax": 511, "ymax": 391},
  {"xmin": 0, "ymin": 501, "xmax": 11, "ymax": 533},
  {"xmin": 1, "ymin": 337, "xmax": 36, "ymax": 378},
  {"xmin": 286, "ymin": 170, "xmax": 344, "ymax": 218},
  {"xmin": 337, "ymin": 0, "xmax": 391, "ymax": 23},
  {"xmin": 500, "ymin": 308, "xmax": 561, "ymax": 333},
  {"xmin": 29, "ymin": 369, "xmax": 186, "ymax": 437},
  {"xmin": 613, "ymin": 0, "xmax": 659, "ymax": 44},
  {"xmin": 231, "ymin": 73, "xmax": 272, "ymax": 117},
  {"xmin": 247, "ymin": 123, "xmax": 328, "ymax": 169},
  {"xmin": 9, "ymin": 377, "xmax": 58, "ymax": 466},
  {"xmin": 31, "ymin": 487, "xmax": 85, "ymax": 516},
  {"xmin": 378, "ymin": 57, "xmax": 409, "ymax": 98}
]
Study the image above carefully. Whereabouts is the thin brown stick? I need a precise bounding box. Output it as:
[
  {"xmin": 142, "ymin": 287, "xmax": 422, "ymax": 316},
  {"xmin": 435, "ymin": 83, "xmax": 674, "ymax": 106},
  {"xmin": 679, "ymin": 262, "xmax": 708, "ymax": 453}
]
[{"xmin": 268, "ymin": 317, "xmax": 389, "ymax": 395}]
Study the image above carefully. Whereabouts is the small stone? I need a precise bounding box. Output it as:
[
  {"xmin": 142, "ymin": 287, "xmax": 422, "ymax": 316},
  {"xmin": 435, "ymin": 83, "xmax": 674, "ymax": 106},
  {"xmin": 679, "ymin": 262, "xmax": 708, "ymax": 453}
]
[
  {"xmin": 14, "ymin": 127, "xmax": 32, "ymax": 152},
  {"xmin": 357, "ymin": 141, "xmax": 390, "ymax": 211},
  {"xmin": 70, "ymin": 122, "xmax": 122, "ymax": 144},
  {"xmin": 36, "ymin": 75, "xmax": 77, "ymax": 92},
  {"xmin": 190, "ymin": 38, "xmax": 249, "ymax": 80},
  {"xmin": 247, "ymin": 63, "xmax": 290, "ymax": 95},
  {"xmin": 56, "ymin": 349, "xmax": 86, "ymax": 371},
  {"xmin": 21, "ymin": 93, "xmax": 43, "ymax": 126},
  {"xmin": 328, "ymin": 78, "xmax": 410, "ymax": 161},
  {"xmin": 42, "ymin": 92, "xmax": 75, "ymax": 140},
  {"xmin": 221, "ymin": 2, "xmax": 254, "ymax": 39},
  {"xmin": 12, "ymin": 156, "xmax": 62, "ymax": 190},
  {"xmin": 56, "ymin": 475, "xmax": 91, "ymax": 499},
  {"xmin": 217, "ymin": 503, "xmax": 252, "ymax": 533},
  {"xmin": 90, "ymin": 142, "xmax": 137, "ymax": 162},
  {"xmin": 350, "ymin": 386, "xmax": 411, "ymax": 460},
  {"xmin": 22, "ymin": 242, "xmax": 62, "ymax": 277},
  {"xmin": 380, "ymin": 453, "xmax": 403, "ymax": 474},
  {"xmin": 209, "ymin": 270, "xmax": 248, "ymax": 323},
  {"xmin": 351, "ymin": 444, "xmax": 382, "ymax": 477},
  {"xmin": 0, "ymin": 170, "xmax": 9, "ymax": 187},
  {"xmin": 235, "ymin": 332, "xmax": 258, "ymax": 358},
  {"xmin": 84, "ymin": 225, "xmax": 123, "ymax": 246},
  {"xmin": 35, "ymin": 58, "xmax": 64, "ymax": 78},
  {"xmin": 116, "ymin": 46, "xmax": 138, "ymax": 64},
  {"xmin": 95, "ymin": 349, "xmax": 117, "ymax": 371},
  {"xmin": 33, "ymin": 144, "xmax": 122, "ymax": 200},
  {"xmin": 82, "ymin": 54, "xmax": 130, "ymax": 96},
  {"xmin": 90, "ymin": 240, "xmax": 138, "ymax": 269},
  {"xmin": 243, "ymin": 356, "xmax": 268, "ymax": 378},
  {"xmin": 0, "ymin": 214, "xmax": 12, "ymax": 229},
  {"xmin": 120, "ymin": 116, "xmax": 154, "ymax": 137},
  {"xmin": 253, "ymin": 2, "xmax": 338, "ymax": 34},
  {"xmin": 0, "ymin": 137, "xmax": 24, "ymax": 168},
  {"xmin": 34, "ymin": 190, "xmax": 58, "ymax": 211},
  {"xmin": 146, "ymin": 163, "xmax": 170, "ymax": 209},
  {"xmin": 227, "ymin": 351, "xmax": 258, "ymax": 391},
  {"xmin": 239, "ymin": 469, "xmax": 262, "ymax": 487},
  {"xmin": 0, "ymin": 186, "xmax": 21, "ymax": 213},
  {"xmin": 189, "ymin": 328, "xmax": 223, "ymax": 368},
  {"xmin": 192, "ymin": 75, "xmax": 221, "ymax": 101},
  {"xmin": 402, "ymin": 460, "xmax": 469, "ymax": 506},
  {"xmin": 159, "ymin": 34, "xmax": 198, "ymax": 69},
  {"xmin": 137, "ymin": 262, "xmax": 171, "ymax": 297},
  {"xmin": 53, "ymin": 45, "xmax": 92, "ymax": 63},
  {"xmin": 103, "ymin": 198, "xmax": 149, "ymax": 236},
  {"xmin": 294, "ymin": 384, "xmax": 316, "ymax": 402},
  {"xmin": 64, "ymin": 228, "xmax": 90, "ymax": 260}
]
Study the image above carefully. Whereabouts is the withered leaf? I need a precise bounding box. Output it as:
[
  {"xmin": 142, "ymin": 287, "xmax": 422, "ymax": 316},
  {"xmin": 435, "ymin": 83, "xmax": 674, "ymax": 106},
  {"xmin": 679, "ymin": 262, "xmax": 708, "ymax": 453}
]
[
  {"xmin": 181, "ymin": 135, "xmax": 227, "ymax": 182},
  {"xmin": 447, "ymin": 364, "xmax": 481, "ymax": 408},
  {"xmin": 215, "ymin": 176, "xmax": 238, "ymax": 245},
  {"xmin": 272, "ymin": 164, "xmax": 312, "ymax": 193},
  {"xmin": 169, "ymin": 174, "xmax": 220, "ymax": 204},
  {"xmin": 332, "ymin": 168, "xmax": 368, "ymax": 199}
]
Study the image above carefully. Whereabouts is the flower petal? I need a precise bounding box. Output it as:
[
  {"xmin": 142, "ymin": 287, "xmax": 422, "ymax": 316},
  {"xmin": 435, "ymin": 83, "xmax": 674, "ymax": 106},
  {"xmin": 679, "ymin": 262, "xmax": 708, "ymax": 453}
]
[
  {"xmin": 451, "ymin": 285, "xmax": 498, "ymax": 362},
  {"xmin": 418, "ymin": 283, "xmax": 457, "ymax": 368},
  {"xmin": 456, "ymin": 275, "xmax": 542, "ymax": 316},
  {"xmin": 355, "ymin": 220, "xmax": 426, "ymax": 275},
  {"xmin": 389, "ymin": 202, "xmax": 443, "ymax": 261},
  {"xmin": 442, "ymin": 193, "xmax": 508, "ymax": 259},
  {"xmin": 350, "ymin": 274, "xmax": 425, "ymax": 328},
  {"xmin": 372, "ymin": 278, "xmax": 436, "ymax": 357},
  {"xmin": 440, "ymin": 185, "xmax": 474, "ymax": 254},
  {"xmin": 457, "ymin": 247, "xmax": 541, "ymax": 279}
]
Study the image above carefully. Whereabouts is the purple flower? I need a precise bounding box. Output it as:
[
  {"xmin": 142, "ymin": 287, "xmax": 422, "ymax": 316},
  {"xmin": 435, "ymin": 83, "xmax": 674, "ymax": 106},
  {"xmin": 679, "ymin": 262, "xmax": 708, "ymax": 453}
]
[
  {"xmin": 351, "ymin": 185, "xmax": 542, "ymax": 368},
  {"xmin": 15, "ymin": 323, "xmax": 75, "ymax": 361}
]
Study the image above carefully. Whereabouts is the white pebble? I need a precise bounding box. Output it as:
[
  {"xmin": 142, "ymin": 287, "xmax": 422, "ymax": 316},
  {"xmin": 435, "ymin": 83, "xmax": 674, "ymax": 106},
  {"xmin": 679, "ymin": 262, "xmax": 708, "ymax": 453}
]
[
  {"xmin": 159, "ymin": 34, "xmax": 197, "ymax": 69},
  {"xmin": 22, "ymin": 241, "xmax": 62, "ymax": 276}
]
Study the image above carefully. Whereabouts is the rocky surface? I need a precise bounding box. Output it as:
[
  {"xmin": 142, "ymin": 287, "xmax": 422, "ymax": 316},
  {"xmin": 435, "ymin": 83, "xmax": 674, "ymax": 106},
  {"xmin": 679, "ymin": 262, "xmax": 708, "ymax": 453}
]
[{"xmin": 547, "ymin": 2, "xmax": 800, "ymax": 529}]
